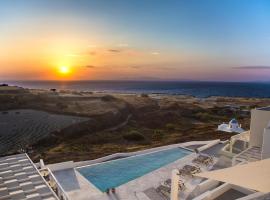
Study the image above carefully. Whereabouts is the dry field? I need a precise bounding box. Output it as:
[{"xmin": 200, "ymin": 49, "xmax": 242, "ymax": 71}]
[
  {"xmin": 1, "ymin": 88, "xmax": 270, "ymax": 163},
  {"xmin": 0, "ymin": 109, "xmax": 89, "ymax": 154}
]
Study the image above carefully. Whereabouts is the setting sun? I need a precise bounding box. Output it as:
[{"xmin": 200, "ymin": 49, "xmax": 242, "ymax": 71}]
[{"xmin": 58, "ymin": 66, "xmax": 71, "ymax": 75}]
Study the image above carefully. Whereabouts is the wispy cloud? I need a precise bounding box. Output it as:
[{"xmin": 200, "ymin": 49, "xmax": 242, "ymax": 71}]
[
  {"xmin": 83, "ymin": 65, "xmax": 96, "ymax": 69},
  {"xmin": 233, "ymin": 66, "xmax": 270, "ymax": 70},
  {"xmin": 129, "ymin": 66, "xmax": 141, "ymax": 69},
  {"xmin": 108, "ymin": 49, "xmax": 122, "ymax": 53},
  {"xmin": 88, "ymin": 51, "xmax": 96, "ymax": 55},
  {"xmin": 128, "ymin": 63, "xmax": 176, "ymax": 70},
  {"xmin": 151, "ymin": 52, "xmax": 160, "ymax": 55}
]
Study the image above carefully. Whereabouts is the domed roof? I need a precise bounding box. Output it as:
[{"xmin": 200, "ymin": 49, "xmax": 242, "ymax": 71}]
[{"xmin": 229, "ymin": 118, "xmax": 238, "ymax": 124}]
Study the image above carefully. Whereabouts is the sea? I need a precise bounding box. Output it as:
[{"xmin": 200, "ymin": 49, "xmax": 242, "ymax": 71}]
[{"xmin": 5, "ymin": 81, "xmax": 270, "ymax": 98}]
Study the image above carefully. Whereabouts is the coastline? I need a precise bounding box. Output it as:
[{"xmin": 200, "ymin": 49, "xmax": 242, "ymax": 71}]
[
  {"xmin": 1, "ymin": 84, "xmax": 270, "ymax": 163},
  {"xmin": 3, "ymin": 80, "xmax": 270, "ymax": 98}
]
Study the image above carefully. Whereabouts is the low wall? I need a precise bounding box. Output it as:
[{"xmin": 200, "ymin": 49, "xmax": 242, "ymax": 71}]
[
  {"xmin": 237, "ymin": 192, "xmax": 267, "ymax": 200},
  {"xmin": 208, "ymin": 183, "xmax": 231, "ymax": 200},
  {"xmin": 219, "ymin": 143, "xmax": 235, "ymax": 158},
  {"xmin": 197, "ymin": 140, "xmax": 221, "ymax": 152},
  {"xmin": 193, "ymin": 182, "xmax": 253, "ymax": 200},
  {"xmin": 47, "ymin": 161, "xmax": 75, "ymax": 172},
  {"xmin": 75, "ymin": 140, "xmax": 217, "ymax": 168}
]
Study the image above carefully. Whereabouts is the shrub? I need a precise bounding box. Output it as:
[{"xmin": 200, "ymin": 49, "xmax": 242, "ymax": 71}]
[
  {"xmin": 153, "ymin": 129, "xmax": 164, "ymax": 140},
  {"xmin": 165, "ymin": 123, "xmax": 175, "ymax": 131},
  {"xmin": 0, "ymin": 83, "xmax": 8, "ymax": 86},
  {"xmin": 141, "ymin": 93, "xmax": 149, "ymax": 98},
  {"xmin": 123, "ymin": 130, "xmax": 145, "ymax": 141},
  {"xmin": 56, "ymin": 102, "xmax": 68, "ymax": 109},
  {"xmin": 195, "ymin": 112, "xmax": 212, "ymax": 121},
  {"xmin": 101, "ymin": 95, "xmax": 116, "ymax": 101}
]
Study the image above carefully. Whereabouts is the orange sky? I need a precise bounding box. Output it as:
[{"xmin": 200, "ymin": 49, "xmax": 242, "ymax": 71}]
[
  {"xmin": 1, "ymin": 31, "xmax": 207, "ymax": 80},
  {"xmin": 1, "ymin": 0, "xmax": 270, "ymax": 81}
]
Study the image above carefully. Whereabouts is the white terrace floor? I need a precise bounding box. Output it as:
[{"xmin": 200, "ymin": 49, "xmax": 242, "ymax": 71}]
[{"xmin": 52, "ymin": 141, "xmax": 219, "ymax": 200}]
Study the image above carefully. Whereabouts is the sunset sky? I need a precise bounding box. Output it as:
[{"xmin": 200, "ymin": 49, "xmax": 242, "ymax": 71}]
[{"xmin": 1, "ymin": 0, "xmax": 270, "ymax": 81}]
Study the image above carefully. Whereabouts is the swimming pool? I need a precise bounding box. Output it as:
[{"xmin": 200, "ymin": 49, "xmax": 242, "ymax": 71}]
[{"xmin": 77, "ymin": 148, "xmax": 191, "ymax": 192}]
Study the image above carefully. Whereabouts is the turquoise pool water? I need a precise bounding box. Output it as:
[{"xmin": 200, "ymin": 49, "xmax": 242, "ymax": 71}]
[{"xmin": 77, "ymin": 148, "xmax": 191, "ymax": 192}]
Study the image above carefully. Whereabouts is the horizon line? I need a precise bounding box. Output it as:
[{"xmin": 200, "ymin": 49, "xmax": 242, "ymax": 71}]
[{"xmin": 2, "ymin": 79, "xmax": 270, "ymax": 83}]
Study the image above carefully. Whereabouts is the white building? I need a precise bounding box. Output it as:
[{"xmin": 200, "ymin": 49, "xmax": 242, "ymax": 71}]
[{"xmin": 218, "ymin": 118, "xmax": 245, "ymax": 133}]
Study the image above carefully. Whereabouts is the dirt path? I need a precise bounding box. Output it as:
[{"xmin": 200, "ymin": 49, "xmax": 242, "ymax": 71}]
[{"xmin": 103, "ymin": 114, "xmax": 132, "ymax": 132}]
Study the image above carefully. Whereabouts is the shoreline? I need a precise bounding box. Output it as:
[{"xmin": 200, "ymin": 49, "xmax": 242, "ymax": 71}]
[{"xmin": 3, "ymin": 81, "xmax": 270, "ymax": 99}]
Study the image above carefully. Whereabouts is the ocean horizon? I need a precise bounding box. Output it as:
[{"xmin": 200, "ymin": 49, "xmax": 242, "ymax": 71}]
[{"xmin": 4, "ymin": 80, "xmax": 270, "ymax": 98}]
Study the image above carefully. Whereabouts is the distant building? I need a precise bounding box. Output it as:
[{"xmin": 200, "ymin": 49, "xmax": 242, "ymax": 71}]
[{"xmin": 218, "ymin": 118, "xmax": 245, "ymax": 133}]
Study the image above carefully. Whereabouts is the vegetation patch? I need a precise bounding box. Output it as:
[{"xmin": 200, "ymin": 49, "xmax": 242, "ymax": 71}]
[
  {"xmin": 152, "ymin": 129, "xmax": 165, "ymax": 140},
  {"xmin": 123, "ymin": 130, "xmax": 146, "ymax": 141},
  {"xmin": 165, "ymin": 123, "xmax": 176, "ymax": 131}
]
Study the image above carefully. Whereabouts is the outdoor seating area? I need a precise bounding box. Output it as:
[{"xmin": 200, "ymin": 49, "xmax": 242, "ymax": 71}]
[
  {"xmin": 192, "ymin": 155, "xmax": 214, "ymax": 166},
  {"xmin": 178, "ymin": 165, "xmax": 201, "ymax": 177},
  {"xmin": 156, "ymin": 185, "xmax": 171, "ymax": 199},
  {"xmin": 154, "ymin": 178, "xmax": 187, "ymax": 199},
  {"xmin": 163, "ymin": 179, "xmax": 186, "ymax": 191},
  {"xmin": 148, "ymin": 151, "xmax": 218, "ymax": 200}
]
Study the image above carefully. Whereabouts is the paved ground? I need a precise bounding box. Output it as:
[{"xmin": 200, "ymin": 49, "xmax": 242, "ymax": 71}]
[
  {"xmin": 215, "ymin": 189, "xmax": 246, "ymax": 200},
  {"xmin": 185, "ymin": 144, "xmax": 204, "ymax": 150},
  {"xmin": 201, "ymin": 142, "xmax": 228, "ymax": 157}
]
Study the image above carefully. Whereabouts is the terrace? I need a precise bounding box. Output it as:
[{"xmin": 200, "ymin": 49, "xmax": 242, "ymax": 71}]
[
  {"xmin": 1, "ymin": 107, "xmax": 270, "ymax": 200},
  {"xmin": 44, "ymin": 140, "xmax": 219, "ymax": 200}
]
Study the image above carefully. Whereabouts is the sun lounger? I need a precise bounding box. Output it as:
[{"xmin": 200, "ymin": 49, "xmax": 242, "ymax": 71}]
[
  {"xmin": 156, "ymin": 185, "xmax": 170, "ymax": 199},
  {"xmin": 178, "ymin": 165, "xmax": 201, "ymax": 177},
  {"xmin": 192, "ymin": 154, "xmax": 213, "ymax": 166},
  {"xmin": 163, "ymin": 179, "xmax": 186, "ymax": 191}
]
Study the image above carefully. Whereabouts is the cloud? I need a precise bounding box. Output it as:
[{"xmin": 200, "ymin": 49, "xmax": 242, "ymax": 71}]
[
  {"xmin": 151, "ymin": 52, "xmax": 160, "ymax": 55},
  {"xmin": 233, "ymin": 66, "xmax": 270, "ymax": 70},
  {"xmin": 84, "ymin": 65, "xmax": 96, "ymax": 68},
  {"xmin": 89, "ymin": 51, "xmax": 96, "ymax": 55},
  {"xmin": 129, "ymin": 66, "xmax": 141, "ymax": 69},
  {"xmin": 108, "ymin": 49, "xmax": 122, "ymax": 53},
  {"xmin": 128, "ymin": 63, "xmax": 176, "ymax": 70}
]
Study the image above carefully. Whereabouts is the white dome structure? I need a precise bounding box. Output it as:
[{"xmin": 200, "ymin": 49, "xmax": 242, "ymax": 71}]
[{"xmin": 218, "ymin": 118, "xmax": 245, "ymax": 133}]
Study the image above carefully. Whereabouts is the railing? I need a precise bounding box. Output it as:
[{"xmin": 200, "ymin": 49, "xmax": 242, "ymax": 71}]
[
  {"xmin": 236, "ymin": 192, "xmax": 270, "ymax": 200},
  {"xmin": 25, "ymin": 153, "xmax": 60, "ymax": 200},
  {"xmin": 231, "ymin": 131, "xmax": 250, "ymax": 141},
  {"xmin": 232, "ymin": 146, "xmax": 262, "ymax": 166},
  {"xmin": 46, "ymin": 167, "xmax": 70, "ymax": 200}
]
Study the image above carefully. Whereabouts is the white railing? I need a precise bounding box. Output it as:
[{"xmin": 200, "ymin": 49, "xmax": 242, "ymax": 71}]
[
  {"xmin": 236, "ymin": 192, "xmax": 270, "ymax": 200},
  {"xmin": 46, "ymin": 167, "xmax": 70, "ymax": 200},
  {"xmin": 231, "ymin": 131, "xmax": 250, "ymax": 142},
  {"xmin": 25, "ymin": 153, "xmax": 60, "ymax": 200},
  {"xmin": 232, "ymin": 146, "xmax": 262, "ymax": 166}
]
